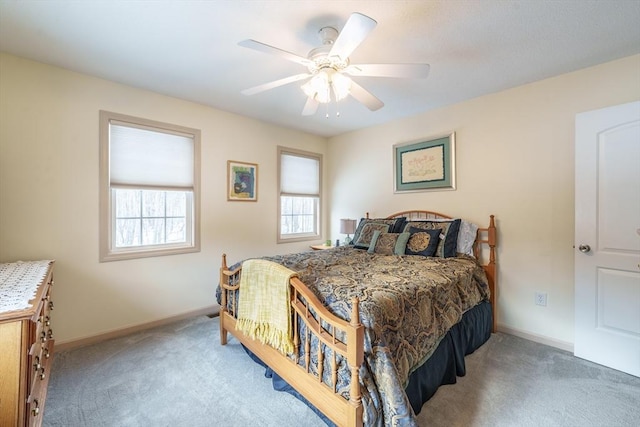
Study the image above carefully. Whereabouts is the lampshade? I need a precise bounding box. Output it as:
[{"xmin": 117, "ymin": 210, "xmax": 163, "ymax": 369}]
[{"xmin": 340, "ymin": 218, "xmax": 357, "ymax": 235}]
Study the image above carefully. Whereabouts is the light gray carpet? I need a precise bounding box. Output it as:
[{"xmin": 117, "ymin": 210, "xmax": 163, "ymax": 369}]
[
  {"xmin": 419, "ymin": 332, "xmax": 640, "ymax": 427},
  {"xmin": 43, "ymin": 316, "xmax": 640, "ymax": 427}
]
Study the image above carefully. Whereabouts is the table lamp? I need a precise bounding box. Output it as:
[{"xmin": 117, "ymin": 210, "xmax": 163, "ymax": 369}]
[{"xmin": 340, "ymin": 219, "xmax": 357, "ymax": 245}]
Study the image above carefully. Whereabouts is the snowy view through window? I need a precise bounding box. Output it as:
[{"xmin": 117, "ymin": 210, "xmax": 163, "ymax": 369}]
[
  {"xmin": 280, "ymin": 196, "xmax": 317, "ymax": 235},
  {"xmin": 114, "ymin": 189, "xmax": 189, "ymax": 247}
]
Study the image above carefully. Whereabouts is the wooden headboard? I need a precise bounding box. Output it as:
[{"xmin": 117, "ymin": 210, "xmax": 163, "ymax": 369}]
[{"xmin": 369, "ymin": 210, "xmax": 498, "ymax": 332}]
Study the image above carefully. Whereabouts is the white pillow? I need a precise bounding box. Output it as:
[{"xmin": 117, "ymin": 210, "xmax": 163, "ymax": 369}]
[
  {"xmin": 425, "ymin": 218, "xmax": 478, "ymax": 256},
  {"xmin": 457, "ymin": 220, "xmax": 478, "ymax": 256}
]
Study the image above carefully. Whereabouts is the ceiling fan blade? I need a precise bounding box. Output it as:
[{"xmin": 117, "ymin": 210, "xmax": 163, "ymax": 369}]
[
  {"xmin": 349, "ymin": 80, "xmax": 384, "ymax": 111},
  {"xmin": 344, "ymin": 63, "xmax": 430, "ymax": 79},
  {"xmin": 301, "ymin": 97, "xmax": 319, "ymax": 116},
  {"xmin": 241, "ymin": 73, "xmax": 311, "ymax": 96},
  {"xmin": 238, "ymin": 39, "xmax": 312, "ymax": 67},
  {"xmin": 329, "ymin": 13, "xmax": 377, "ymax": 60}
]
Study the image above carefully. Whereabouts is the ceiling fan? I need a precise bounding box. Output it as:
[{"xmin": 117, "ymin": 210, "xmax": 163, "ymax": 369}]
[{"xmin": 238, "ymin": 12, "xmax": 430, "ymax": 116}]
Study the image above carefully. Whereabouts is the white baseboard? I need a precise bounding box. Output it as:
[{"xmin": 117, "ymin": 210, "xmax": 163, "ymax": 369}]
[
  {"xmin": 497, "ymin": 323, "xmax": 574, "ymax": 353},
  {"xmin": 55, "ymin": 305, "xmax": 220, "ymax": 352}
]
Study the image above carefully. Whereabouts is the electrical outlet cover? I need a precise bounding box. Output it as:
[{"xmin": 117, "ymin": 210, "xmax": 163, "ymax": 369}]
[{"xmin": 535, "ymin": 292, "xmax": 548, "ymax": 306}]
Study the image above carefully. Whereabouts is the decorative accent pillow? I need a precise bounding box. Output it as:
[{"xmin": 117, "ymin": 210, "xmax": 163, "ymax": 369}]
[
  {"xmin": 423, "ymin": 218, "xmax": 479, "ymax": 256},
  {"xmin": 367, "ymin": 231, "xmax": 411, "ymax": 255},
  {"xmin": 351, "ymin": 217, "xmax": 406, "ymax": 248},
  {"xmin": 352, "ymin": 222, "xmax": 391, "ymax": 249},
  {"xmin": 405, "ymin": 227, "xmax": 441, "ymax": 257},
  {"xmin": 402, "ymin": 219, "xmax": 461, "ymax": 258}
]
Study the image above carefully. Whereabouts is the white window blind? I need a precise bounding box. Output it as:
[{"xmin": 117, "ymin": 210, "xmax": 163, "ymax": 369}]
[
  {"xmin": 280, "ymin": 153, "xmax": 319, "ymax": 195},
  {"xmin": 110, "ymin": 121, "xmax": 194, "ymax": 188}
]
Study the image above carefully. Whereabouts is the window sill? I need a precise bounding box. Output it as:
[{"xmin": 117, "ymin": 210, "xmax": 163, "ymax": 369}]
[{"xmin": 100, "ymin": 245, "xmax": 199, "ymax": 262}]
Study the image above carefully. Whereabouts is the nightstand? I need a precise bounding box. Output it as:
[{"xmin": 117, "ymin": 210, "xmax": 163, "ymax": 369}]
[{"xmin": 310, "ymin": 244, "xmax": 334, "ymax": 250}]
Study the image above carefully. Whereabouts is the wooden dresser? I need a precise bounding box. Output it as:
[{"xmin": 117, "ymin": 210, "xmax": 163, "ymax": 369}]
[{"xmin": 0, "ymin": 261, "xmax": 55, "ymax": 427}]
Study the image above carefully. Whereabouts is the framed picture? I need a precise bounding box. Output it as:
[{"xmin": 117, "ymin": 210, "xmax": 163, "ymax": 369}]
[
  {"xmin": 227, "ymin": 160, "xmax": 258, "ymax": 201},
  {"xmin": 393, "ymin": 132, "xmax": 456, "ymax": 192}
]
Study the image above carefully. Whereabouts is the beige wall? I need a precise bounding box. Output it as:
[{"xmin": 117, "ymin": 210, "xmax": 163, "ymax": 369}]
[
  {"xmin": 2, "ymin": 52, "xmax": 639, "ymax": 349},
  {"xmin": 0, "ymin": 53, "xmax": 328, "ymax": 344},
  {"xmin": 327, "ymin": 54, "xmax": 640, "ymax": 348}
]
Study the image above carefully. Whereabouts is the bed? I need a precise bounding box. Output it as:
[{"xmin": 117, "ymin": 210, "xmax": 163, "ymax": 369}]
[{"xmin": 217, "ymin": 210, "xmax": 497, "ymax": 426}]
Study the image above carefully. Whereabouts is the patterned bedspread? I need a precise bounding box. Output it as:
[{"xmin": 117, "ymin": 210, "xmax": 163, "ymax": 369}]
[{"xmin": 220, "ymin": 246, "xmax": 490, "ymax": 426}]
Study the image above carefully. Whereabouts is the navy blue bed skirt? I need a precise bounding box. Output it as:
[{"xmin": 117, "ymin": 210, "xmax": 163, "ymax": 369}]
[{"xmin": 243, "ymin": 300, "xmax": 492, "ymax": 425}]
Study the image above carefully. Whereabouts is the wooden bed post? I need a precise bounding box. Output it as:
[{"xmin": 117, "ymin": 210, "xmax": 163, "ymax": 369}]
[
  {"xmin": 219, "ymin": 253, "xmax": 229, "ymax": 345},
  {"xmin": 486, "ymin": 215, "xmax": 497, "ymax": 332},
  {"xmin": 348, "ymin": 297, "xmax": 364, "ymax": 426}
]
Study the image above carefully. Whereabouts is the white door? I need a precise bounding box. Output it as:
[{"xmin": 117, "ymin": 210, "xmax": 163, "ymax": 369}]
[{"xmin": 575, "ymin": 100, "xmax": 640, "ymax": 377}]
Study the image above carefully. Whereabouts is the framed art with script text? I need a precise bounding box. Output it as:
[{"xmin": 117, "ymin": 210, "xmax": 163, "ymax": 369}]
[{"xmin": 393, "ymin": 133, "xmax": 456, "ymax": 192}]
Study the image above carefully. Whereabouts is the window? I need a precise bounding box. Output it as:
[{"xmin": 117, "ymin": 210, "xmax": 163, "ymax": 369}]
[
  {"xmin": 278, "ymin": 146, "xmax": 322, "ymax": 242},
  {"xmin": 99, "ymin": 111, "xmax": 200, "ymax": 261}
]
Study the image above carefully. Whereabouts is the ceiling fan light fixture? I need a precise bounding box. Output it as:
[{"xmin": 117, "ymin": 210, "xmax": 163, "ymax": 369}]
[
  {"xmin": 302, "ymin": 73, "xmax": 328, "ymax": 101},
  {"xmin": 301, "ymin": 69, "xmax": 351, "ymax": 104},
  {"xmin": 331, "ymin": 71, "xmax": 351, "ymax": 101}
]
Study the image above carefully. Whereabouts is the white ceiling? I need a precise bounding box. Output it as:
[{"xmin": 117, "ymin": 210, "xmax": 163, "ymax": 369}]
[{"xmin": 1, "ymin": 1, "xmax": 639, "ymax": 137}]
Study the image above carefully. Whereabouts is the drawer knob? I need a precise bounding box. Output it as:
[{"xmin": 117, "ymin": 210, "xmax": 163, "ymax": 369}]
[
  {"xmin": 48, "ymin": 301, "xmax": 54, "ymax": 310},
  {"xmin": 33, "ymin": 356, "xmax": 41, "ymax": 372},
  {"xmin": 45, "ymin": 315, "xmax": 51, "ymax": 326},
  {"xmin": 39, "ymin": 367, "xmax": 46, "ymax": 380},
  {"xmin": 31, "ymin": 399, "xmax": 40, "ymax": 416},
  {"xmin": 44, "ymin": 348, "xmax": 51, "ymax": 359},
  {"xmin": 47, "ymin": 329, "xmax": 54, "ymax": 339},
  {"xmin": 40, "ymin": 331, "xmax": 47, "ymax": 343}
]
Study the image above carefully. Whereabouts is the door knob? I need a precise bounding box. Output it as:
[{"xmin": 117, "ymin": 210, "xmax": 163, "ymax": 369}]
[{"xmin": 578, "ymin": 244, "xmax": 591, "ymax": 253}]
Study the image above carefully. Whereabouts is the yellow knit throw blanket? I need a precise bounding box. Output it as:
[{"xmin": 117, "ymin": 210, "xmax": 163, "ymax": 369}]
[{"xmin": 237, "ymin": 259, "xmax": 297, "ymax": 354}]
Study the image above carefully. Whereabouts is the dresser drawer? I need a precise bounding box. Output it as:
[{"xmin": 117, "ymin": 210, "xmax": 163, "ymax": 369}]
[
  {"xmin": 26, "ymin": 394, "xmax": 43, "ymax": 427},
  {"xmin": 28, "ymin": 339, "xmax": 53, "ymax": 395},
  {"xmin": 27, "ymin": 338, "xmax": 54, "ymax": 427},
  {"xmin": 29, "ymin": 289, "xmax": 54, "ymax": 387}
]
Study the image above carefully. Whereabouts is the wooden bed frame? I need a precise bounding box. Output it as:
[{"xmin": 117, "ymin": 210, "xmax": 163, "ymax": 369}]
[{"xmin": 218, "ymin": 211, "xmax": 497, "ymax": 427}]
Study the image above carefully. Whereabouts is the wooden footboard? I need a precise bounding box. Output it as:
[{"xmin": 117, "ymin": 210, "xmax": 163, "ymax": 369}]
[{"xmin": 219, "ymin": 255, "xmax": 365, "ymax": 427}]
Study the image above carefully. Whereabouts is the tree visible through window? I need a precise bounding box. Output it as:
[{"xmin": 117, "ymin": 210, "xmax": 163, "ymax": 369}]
[
  {"xmin": 114, "ymin": 189, "xmax": 188, "ymax": 247},
  {"xmin": 280, "ymin": 196, "xmax": 316, "ymax": 235}
]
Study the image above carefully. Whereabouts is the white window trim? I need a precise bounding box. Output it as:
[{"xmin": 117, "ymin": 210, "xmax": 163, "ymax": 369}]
[
  {"xmin": 277, "ymin": 146, "xmax": 322, "ymax": 243},
  {"xmin": 99, "ymin": 111, "xmax": 201, "ymax": 262}
]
